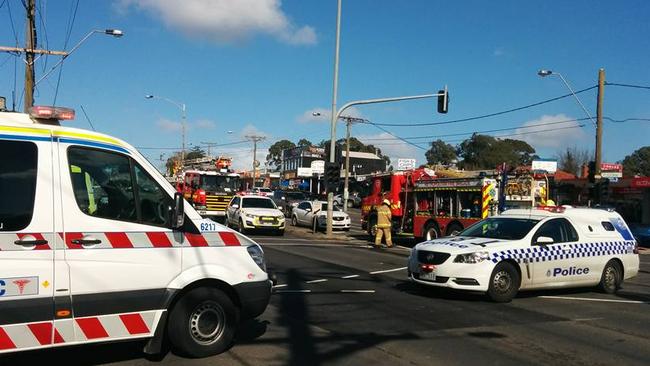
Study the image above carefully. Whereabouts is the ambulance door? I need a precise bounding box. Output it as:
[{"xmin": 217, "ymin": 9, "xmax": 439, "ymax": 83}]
[
  {"xmin": 60, "ymin": 144, "xmax": 182, "ymax": 343},
  {"xmin": 0, "ymin": 137, "xmax": 57, "ymax": 350},
  {"xmin": 531, "ymin": 218, "xmax": 583, "ymax": 286}
]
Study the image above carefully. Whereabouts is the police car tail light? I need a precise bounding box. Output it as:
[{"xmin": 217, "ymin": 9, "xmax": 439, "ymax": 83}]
[
  {"xmin": 29, "ymin": 106, "xmax": 75, "ymax": 120},
  {"xmin": 246, "ymin": 244, "xmax": 267, "ymax": 272}
]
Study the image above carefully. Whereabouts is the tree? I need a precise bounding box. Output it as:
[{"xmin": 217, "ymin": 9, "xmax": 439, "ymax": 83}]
[
  {"xmin": 185, "ymin": 146, "xmax": 206, "ymax": 160},
  {"xmin": 165, "ymin": 151, "xmax": 182, "ymax": 175},
  {"xmin": 457, "ymin": 134, "xmax": 536, "ymax": 170},
  {"xmin": 297, "ymin": 138, "xmax": 312, "ymax": 147},
  {"xmin": 425, "ymin": 139, "xmax": 457, "ymax": 165},
  {"xmin": 556, "ymin": 147, "xmax": 591, "ymax": 176},
  {"xmin": 266, "ymin": 139, "xmax": 296, "ymax": 169},
  {"xmin": 622, "ymin": 146, "xmax": 650, "ymax": 177}
]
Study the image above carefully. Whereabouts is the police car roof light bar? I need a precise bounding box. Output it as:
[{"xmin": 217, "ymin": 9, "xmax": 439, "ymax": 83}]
[
  {"xmin": 29, "ymin": 106, "xmax": 75, "ymax": 121},
  {"xmin": 536, "ymin": 205, "xmax": 566, "ymax": 213}
]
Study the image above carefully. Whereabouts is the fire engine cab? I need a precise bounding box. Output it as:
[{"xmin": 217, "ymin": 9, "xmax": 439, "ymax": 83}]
[{"xmin": 0, "ymin": 106, "xmax": 271, "ymax": 357}]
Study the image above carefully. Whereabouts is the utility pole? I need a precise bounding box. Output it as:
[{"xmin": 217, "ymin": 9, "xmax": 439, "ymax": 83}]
[
  {"xmin": 246, "ymin": 135, "xmax": 266, "ymax": 188},
  {"xmin": 201, "ymin": 142, "xmax": 219, "ymax": 157},
  {"xmin": 24, "ymin": 0, "xmax": 36, "ymax": 111},
  {"xmin": 595, "ymin": 68, "xmax": 605, "ymax": 176},
  {"xmin": 341, "ymin": 116, "xmax": 365, "ymax": 213}
]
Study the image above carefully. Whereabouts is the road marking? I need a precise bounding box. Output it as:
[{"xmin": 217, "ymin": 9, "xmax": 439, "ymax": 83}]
[
  {"xmin": 540, "ymin": 295, "xmax": 648, "ymax": 304},
  {"xmin": 273, "ymin": 284, "xmax": 288, "ymax": 288},
  {"xmin": 306, "ymin": 279, "xmax": 328, "ymax": 284},
  {"xmin": 341, "ymin": 274, "xmax": 359, "ymax": 279},
  {"xmin": 573, "ymin": 318, "xmax": 604, "ymax": 322},
  {"xmin": 341, "ymin": 290, "xmax": 375, "ymax": 293},
  {"xmin": 275, "ymin": 290, "xmax": 312, "ymax": 293},
  {"xmin": 369, "ymin": 267, "xmax": 407, "ymax": 275}
]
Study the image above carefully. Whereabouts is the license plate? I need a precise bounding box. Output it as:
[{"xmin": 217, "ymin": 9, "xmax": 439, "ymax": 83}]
[{"xmin": 419, "ymin": 272, "xmax": 436, "ymax": 281}]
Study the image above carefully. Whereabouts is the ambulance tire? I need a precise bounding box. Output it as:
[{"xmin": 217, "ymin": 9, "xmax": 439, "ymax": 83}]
[
  {"xmin": 598, "ymin": 260, "xmax": 622, "ymax": 294},
  {"xmin": 168, "ymin": 287, "xmax": 239, "ymax": 358},
  {"xmin": 487, "ymin": 262, "xmax": 520, "ymax": 303}
]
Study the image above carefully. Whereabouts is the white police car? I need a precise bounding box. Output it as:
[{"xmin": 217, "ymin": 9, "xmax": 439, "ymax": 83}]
[{"xmin": 408, "ymin": 206, "xmax": 640, "ymax": 302}]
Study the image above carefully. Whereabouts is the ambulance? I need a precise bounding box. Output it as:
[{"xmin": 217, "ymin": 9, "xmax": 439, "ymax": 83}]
[
  {"xmin": 408, "ymin": 206, "xmax": 640, "ymax": 302},
  {"xmin": 0, "ymin": 106, "xmax": 272, "ymax": 357}
]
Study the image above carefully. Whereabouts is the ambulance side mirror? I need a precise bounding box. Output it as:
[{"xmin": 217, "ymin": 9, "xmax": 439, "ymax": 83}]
[
  {"xmin": 535, "ymin": 236, "xmax": 554, "ymax": 245},
  {"xmin": 171, "ymin": 192, "xmax": 185, "ymax": 229}
]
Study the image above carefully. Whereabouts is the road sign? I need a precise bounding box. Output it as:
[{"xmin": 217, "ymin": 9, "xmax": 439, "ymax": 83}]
[
  {"xmin": 310, "ymin": 160, "xmax": 325, "ymax": 174},
  {"xmin": 397, "ymin": 158, "xmax": 417, "ymax": 170},
  {"xmin": 601, "ymin": 171, "xmax": 622, "ymax": 178}
]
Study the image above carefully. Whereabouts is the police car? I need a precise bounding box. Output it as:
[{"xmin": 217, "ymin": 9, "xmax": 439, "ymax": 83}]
[
  {"xmin": 0, "ymin": 106, "xmax": 272, "ymax": 357},
  {"xmin": 408, "ymin": 206, "xmax": 640, "ymax": 302}
]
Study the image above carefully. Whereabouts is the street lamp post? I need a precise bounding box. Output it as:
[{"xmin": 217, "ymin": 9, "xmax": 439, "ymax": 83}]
[
  {"xmin": 538, "ymin": 69, "xmax": 604, "ymax": 175},
  {"xmin": 145, "ymin": 95, "xmax": 187, "ymax": 165}
]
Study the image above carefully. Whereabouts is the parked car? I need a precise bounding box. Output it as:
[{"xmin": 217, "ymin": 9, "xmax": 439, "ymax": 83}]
[
  {"xmin": 272, "ymin": 190, "xmax": 309, "ymax": 217},
  {"xmin": 630, "ymin": 223, "xmax": 650, "ymax": 248},
  {"xmin": 226, "ymin": 195, "xmax": 285, "ymax": 235},
  {"xmin": 291, "ymin": 200, "xmax": 351, "ymax": 231},
  {"xmin": 251, "ymin": 187, "xmax": 274, "ymax": 197},
  {"xmin": 334, "ymin": 192, "xmax": 362, "ymax": 208}
]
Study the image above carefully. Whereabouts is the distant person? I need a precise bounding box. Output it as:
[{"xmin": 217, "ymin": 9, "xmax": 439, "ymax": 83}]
[{"xmin": 375, "ymin": 199, "xmax": 393, "ymax": 248}]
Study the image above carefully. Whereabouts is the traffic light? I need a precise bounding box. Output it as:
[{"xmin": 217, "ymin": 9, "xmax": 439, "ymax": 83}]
[
  {"xmin": 588, "ymin": 161, "xmax": 596, "ymax": 183},
  {"xmin": 437, "ymin": 86, "xmax": 449, "ymax": 114},
  {"xmin": 599, "ymin": 178, "xmax": 610, "ymax": 203},
  {"xmin": 325, "ymin": 162, "xmax": 340, "ymax": 192}
]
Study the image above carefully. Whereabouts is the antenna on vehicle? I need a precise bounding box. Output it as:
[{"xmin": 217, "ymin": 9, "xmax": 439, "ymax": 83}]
[{"xmin": 80, "ymin": 105, "xmax": 96, "ymax": 131}]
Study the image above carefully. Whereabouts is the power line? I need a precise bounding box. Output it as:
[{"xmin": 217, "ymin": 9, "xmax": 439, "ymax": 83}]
[
  {"xmin": 606, "ymin": 82, "xmax": 650, "ymax": 90},
  {"xmin": 53, "ymin": 0, "xmax": 79, "ymax": 105},
  {"xmin": 6, "ymin": 0, "xmax": 19, "ymax": 45},
  {"xmin": 366, "ymin": 85, "xmax": 598, "ymax": 127},
  {"xmin": 604, "ymin": 117, "xmax": 650, "ymax": 123}
]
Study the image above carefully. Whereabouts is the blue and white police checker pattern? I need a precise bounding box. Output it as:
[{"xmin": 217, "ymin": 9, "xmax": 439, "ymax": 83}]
[{"xmin": 491, "ymin": 241, "xmax": 636, "ymax": 263}]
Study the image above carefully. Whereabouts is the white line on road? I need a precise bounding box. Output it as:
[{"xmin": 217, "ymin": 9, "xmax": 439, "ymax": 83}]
[
  {"xmin": 369, "ymin": 267, "xmax": 407, "ymax": 275},
  {"xmin": 306, "ymin": 279, "xmax": 328, "ymax": 284},
  {"xmin": 272, "ymin": 284, "xmax": 288, "ymax": 288},
  {"xmin": 341, "ymin": 274, "xmax": 360, "ymax": 279},
  {"xmin": 275, "ymin": 290, "xmax": 312, "ymax": 293},
  {"xmin": 340, "ymin": 290, "xmax": 375, "ymax": 293},
  {"xmin": 540, "ymin": 295, "xmax": 648, "ymax": 304}
]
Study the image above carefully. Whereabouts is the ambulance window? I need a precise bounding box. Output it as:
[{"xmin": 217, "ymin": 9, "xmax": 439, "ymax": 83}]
[
  {"xmin": 68, "ymin": 147, "xmax": 138, "ymax": 223},
  {"xmin": 134, "ymin": 164, "xmax": 173, "ymax": 227},
  {"xmin": 0, "ymin": 140, "xmax": 38, "ymax": 231}
]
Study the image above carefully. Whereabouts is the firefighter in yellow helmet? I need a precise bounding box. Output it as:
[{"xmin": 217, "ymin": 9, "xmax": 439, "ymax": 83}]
[{"xmin": 375, "ymin": 199, "xmax": 393, "ymax": 248}]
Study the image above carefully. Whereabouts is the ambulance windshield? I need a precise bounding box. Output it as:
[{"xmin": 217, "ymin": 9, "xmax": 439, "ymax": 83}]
[{"xmin": 460, "ymin": 217, "xmax": 539, "ymax": 240}]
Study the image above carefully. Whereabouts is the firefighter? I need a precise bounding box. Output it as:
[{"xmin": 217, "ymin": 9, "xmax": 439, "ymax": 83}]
[{"xmin": 375, "ymin": 199, "xmax": 393, "ymax": 248}]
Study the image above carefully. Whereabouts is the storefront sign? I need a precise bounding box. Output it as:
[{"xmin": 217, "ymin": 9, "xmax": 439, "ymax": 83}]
[{"xmin": 632, "ymin": 177, "xmax": 650, "ymax": 188}]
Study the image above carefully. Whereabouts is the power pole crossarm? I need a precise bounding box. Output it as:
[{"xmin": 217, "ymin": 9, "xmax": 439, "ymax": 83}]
[{"xmin": 0, "ymin": 46, "xmax": 68, "ymax": 56}]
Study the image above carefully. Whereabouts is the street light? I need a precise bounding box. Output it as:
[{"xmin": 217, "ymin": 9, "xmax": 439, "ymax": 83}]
[
  {"xmin": 145, "ymin": 94, "xmax": 187, "ymax": 165},
  {"xmin": 34, "ymin": 29, "xmax": 124, "ymax": 87},
  {"xmin": 538, "ymin": 68, "xmax": 603, "ymax": 176}
]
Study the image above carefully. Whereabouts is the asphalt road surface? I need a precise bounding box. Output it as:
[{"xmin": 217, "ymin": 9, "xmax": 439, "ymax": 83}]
[{"xmin": 3, "ymin": 230, "xmax": 649, "ymax": 365}]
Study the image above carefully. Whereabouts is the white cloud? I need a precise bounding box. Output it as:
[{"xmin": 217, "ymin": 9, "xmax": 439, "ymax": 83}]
[
  {"xmin": 240, "ymin": 124, "xmax": 270, "ymax": 139},
  {"xmin": 117, "ymin": 0, "xmax": 317, "ymax": 45},
  {"xmin": 515, "ymin": 114, "xmax": 587, "ymax": 149},
  {"xmin": 297, "ymin": 107, "xmax": 364, "ymax": 123},
  {"xmin": 156, "ymin": 118, "xmax": 182, "ymax": 132},
  {"xmin": 357, "ymin": 132, "xmax": 421, "ymax": 167}
]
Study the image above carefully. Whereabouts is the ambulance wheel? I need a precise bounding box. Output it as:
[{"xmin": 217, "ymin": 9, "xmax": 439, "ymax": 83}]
[
  {"xmin": 599, "ymin": 260, "xmax": 622, "ymax": 294},
  {"xmin": 168, "ymin": 287, "xmax": 239, "ymax": 358},
  {"xmin": 487, "ymin": 262, "xmax": 520, "ymax": 303}
]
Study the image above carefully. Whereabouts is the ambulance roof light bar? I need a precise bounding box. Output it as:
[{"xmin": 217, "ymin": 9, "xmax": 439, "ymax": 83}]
[{"xmin": 29, "ymin": 106, "xmax": 75, "ymax": 121}]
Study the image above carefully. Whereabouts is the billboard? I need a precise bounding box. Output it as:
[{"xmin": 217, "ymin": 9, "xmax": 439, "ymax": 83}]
[
  {"xmin": 532, "ymin": 159, "xmax": 557, "ymax": 173},
  {"xmin": 397, "ymin": 158, "xmax": 417, "ymax": 170}
]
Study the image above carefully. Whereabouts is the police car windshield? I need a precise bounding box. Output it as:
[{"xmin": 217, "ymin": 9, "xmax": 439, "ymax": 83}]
[
  {"xmin": 243, "ymin": 197, "xmax": 276, "ymax": 209},
  {"xmin": 460, "ymin": 218, "xmax": 540, "ymax": 240}
]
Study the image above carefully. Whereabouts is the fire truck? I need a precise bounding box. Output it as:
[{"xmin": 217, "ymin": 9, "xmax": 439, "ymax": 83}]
[
  {"xmin": 176, "ymin": 157, "xmax": 241, "ymax": 221},
  {"xmin": 361, "ymin": 167, "xmax": 549, "ymax": 241}
]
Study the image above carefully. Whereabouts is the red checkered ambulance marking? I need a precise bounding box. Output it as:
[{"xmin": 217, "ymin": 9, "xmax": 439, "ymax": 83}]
[{"xmin": 0, "ymin": 311, "xmax": 160, "ymax": 352}]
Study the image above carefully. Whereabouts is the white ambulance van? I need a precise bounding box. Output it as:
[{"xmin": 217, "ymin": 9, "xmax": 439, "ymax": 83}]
[
  {"xmin": 408, "ymin": 206, "xmax": 640, "ymax": 302},
  {"xmin": 0, "ymin": 106, "xmax": 272, "ymax": 357}
]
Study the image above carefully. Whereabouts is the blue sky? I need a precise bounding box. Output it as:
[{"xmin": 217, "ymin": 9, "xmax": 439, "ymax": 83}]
[{"xmin": 1, "ymin": 0, "xmax": 649, "ymax": 171}]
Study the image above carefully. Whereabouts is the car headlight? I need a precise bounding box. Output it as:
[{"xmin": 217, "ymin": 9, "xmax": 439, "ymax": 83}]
[
  {"xmin": 454, "ymin": 251, "xmax": 490, "ymax": 264},
  {"xmin": 244, "ymin": 212, "xmax": 256, "ymax": 219},
  {"xmin": 246, "ymin": 244, "xmax": 267, "ymax": 272}
]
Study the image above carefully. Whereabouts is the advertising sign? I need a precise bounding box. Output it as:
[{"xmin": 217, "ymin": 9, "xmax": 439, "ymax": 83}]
[
  {"xmin": 632, "ymin": 177, "xmax": 650, "ymax": 188},
  {"xmin": 601, "ymin": 163, "xmax": 623, "ymax": 172},
  {"xmin": 397, "ymin": 158, "xmax": 417, "ymax": 170},
  {"xmin": 532, "ymin": 159, "xmax": 557, "ymax": 173},
  {"xmin": 310, "ymin": 160, "xmax": 325, "ymax": 174},
  {"xmin": 297, "ymin": 167, "xmax": 313, "ymax": 177}
]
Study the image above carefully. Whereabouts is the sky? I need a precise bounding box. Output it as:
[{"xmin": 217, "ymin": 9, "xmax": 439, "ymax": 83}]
[{"xmin": 1, "ymin": 0, "xmax": 649, "ymax": 172}]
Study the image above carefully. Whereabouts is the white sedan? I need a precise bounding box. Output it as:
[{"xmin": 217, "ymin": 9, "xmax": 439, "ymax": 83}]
[
  {"xmin": 291, "ymin": 201, "xmax": 351, "ymax": 231},
  {"xmin": 226, "ymin": 195, "xmax": 285, "ymax": 235}
]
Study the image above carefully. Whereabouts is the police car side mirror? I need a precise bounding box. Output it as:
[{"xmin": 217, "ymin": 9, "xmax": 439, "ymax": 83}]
[
  {"xmin": 535, "ymin": 236, "xmax": 554, "ymax": 245},
  {"xmin": 232, "ymin": 204, "xmax": 239, "ymax": 209},
  {"xmin": 172, "ymin": 192, "xmax": 185, "ymax": 229}
]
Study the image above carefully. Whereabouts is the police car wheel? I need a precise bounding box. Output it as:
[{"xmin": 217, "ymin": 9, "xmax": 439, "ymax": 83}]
[
  {"xmin": 238, "ymin": 219, "xmax": 247, "ymax": 234},
  {"xmin": 599, "ymin": 260, "xmax": 622, "ymax": 294},
  {"xmin": 168, "ymin": 287, "xmax": 239, "ymax": 358},
  {"xmin": 487, "ymin": 262, "xmax": 520, "ymax": 303}
]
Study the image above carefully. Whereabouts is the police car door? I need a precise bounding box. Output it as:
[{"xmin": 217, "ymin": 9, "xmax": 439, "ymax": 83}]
[
  {"xmin": 60, "ymin": 144, "xmax": 181, "ymax": 343},
  {"xmin": 0, "ymin": 136, "xmax": 58, "ymax": 351},
  {"xmin": 531, "ymin": 218, "xmax": 583, "ymax": 287}
]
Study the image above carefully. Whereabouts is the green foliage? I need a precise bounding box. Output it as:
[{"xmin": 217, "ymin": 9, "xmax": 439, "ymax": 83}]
[
  {"xmin": 297, "ymin": 138, "xmax": 312, "ymax": 147},
  {"xmin": 425, "ymin": 139, "xmax": 457, "ymax": 165},
  {"xmin": 185, "ymin": 146, "xmax": 206, "ymax": 160},
  {"xmin": 266, "ymin": 139, "xmax": 296, "ymax": 168},
  {"xmin": 457, "ymin": 134, "xmax": 536, "ymax": 170},
  {"xmin": 622, "ymin": 146, "xmax": 650, "ymax": 177}
]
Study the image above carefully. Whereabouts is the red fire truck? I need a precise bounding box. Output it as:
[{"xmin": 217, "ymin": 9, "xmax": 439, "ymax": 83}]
[{"xmin": 361, "ymin": 168, "xmax": 500, "ymax": 241}]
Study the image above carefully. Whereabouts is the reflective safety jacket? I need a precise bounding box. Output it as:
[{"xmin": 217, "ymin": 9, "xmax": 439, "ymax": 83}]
[{"xmin": 377, "ymin": 204, "xmax": 392, "ymax": 228}]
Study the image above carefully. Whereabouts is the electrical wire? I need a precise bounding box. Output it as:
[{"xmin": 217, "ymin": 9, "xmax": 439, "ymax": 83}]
[
  {"xmin": 6, "ymin": 0, "xmax": 19, "ymax": 45},
  {"xmin": 53, "ymin": 0, "xmax": 79, "ymax": 105},
  {"xmin": 365, "ymin": 85, "xmax": 598, "ymax": 127},
  {"xmin": 604, "ymin": 117, "xmax": 650, "ymax": 123},
  {"xmin": 606, "ymin": 82, "xmax": 650, "ymax": 90},
  {"xmin": 36, "ymin": 0, "xmax": 49, "ymax": 73}
]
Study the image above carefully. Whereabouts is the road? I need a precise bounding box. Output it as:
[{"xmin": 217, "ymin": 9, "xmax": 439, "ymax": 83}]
[{"xmin": 3, "ymin": 215, "xmax": 650, "ymax": 365}]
